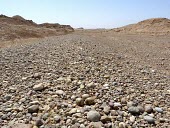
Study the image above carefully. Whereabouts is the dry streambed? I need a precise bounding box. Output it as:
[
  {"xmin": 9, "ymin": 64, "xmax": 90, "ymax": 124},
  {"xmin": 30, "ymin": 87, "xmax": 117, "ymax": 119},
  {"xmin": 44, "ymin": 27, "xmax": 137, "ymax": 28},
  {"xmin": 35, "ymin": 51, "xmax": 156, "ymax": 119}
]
[{"xmin": 0, "ymin": 34, "xmax": 170, "ymax": 128}]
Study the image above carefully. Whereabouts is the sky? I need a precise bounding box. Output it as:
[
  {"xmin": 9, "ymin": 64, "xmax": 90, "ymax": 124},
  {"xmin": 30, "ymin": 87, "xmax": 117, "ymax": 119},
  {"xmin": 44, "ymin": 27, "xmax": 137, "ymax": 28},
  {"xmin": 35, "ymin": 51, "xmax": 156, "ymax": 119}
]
[{"xmin": 0, "ymin": 0, "xmax": 170, "ymax": 28}]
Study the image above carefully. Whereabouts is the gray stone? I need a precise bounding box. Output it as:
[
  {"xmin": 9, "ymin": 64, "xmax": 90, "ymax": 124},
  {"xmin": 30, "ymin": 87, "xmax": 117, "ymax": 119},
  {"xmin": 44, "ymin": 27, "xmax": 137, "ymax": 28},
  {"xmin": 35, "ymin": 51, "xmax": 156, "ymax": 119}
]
[
  {"xmin": 144, "ymin": 116, "xmax": 155, "ymax": 123},
  {"xmin": 28, "ymin": 105, "xmax": 39, "ymax": 113},
  {"xmin": 87, "ymin": 110, "xmax": 101, "ymax": 122},
  {"xmin": 154, "ymin": 107, "xmax": 163, "ymax": 113},
  {"xmin": 128, "ymin": 106, "xmax": 140, "ymax": 115},
  {"xmin": 35, "ymin": 119, "xmax": 43, "ymax": 126},
  {"xmin": 4, "ymin": 95, "xmax": 12, "ymax": 101}
]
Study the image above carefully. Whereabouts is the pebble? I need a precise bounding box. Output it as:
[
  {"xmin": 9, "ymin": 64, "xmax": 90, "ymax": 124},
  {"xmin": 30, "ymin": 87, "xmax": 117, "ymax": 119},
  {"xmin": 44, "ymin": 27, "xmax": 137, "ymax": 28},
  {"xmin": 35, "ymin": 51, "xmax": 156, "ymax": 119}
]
[
  {"xmin": 159, "ymin": 118, "xmax": 165, "ymax": 123},
  {"xmin": 100, "ymin": 116, "xmax": 111, "ymax": 123},
  {"xmin": 80, "ymin": 124, "xmax": 86, "ymax": 128},
  {"xmin": 88, "ymin": 122, "xmax": 103, "ymax": 128},
  {"xmin": 145, "ymin": 105, "xmax": 153, "ymax": 113},
  {"xmin": 144, "ymin": 116, "xmax": 155, "ymax": 123},
  {"xmin": 87, "ymin": 110, "xmax": 101, "ymax": 122},
  {"xmin": 54, "ymin": 115, "xmax": 61, "ymax": 123},
  {"xmin": 76, "ymin": 98, "xmax": 84, "ymax": 106},
  {"xmin": 33, "ymin": 83, "xmax": 45, "ymax": 91},
  {"xmin": 103, "ymin": 83, "xmax": 109, "ymax": 87},
  {"xmin": 130, "ymin": 116, "xmax": 135, "ymax": 123},
  {"xmin": 69, "ymin": 108, "xmax": 78, "ymax": 115},
  {"xmin": 4, "ymin": 95, "xmax": 12, "ymax": 101},
  {"xmin": 28, "ymin": 105, "xmax": 39, "ymax": 113},
  {"xmin": 119, "ymin": 122, "xmax": 126, "ymax": 128},
  {"xmin": 137, "ymin": 105, "xmax": 145, "ymax": 113},
  {"xmin": 128, "ymin": 106, "xmax": 140, "ymax": 115},
  {"xmin": 56, "ymin": 90, "xmax": 65, "ymax": 95},
  {"xmin": 120, "ymin": 98, "xmax": 127, "ymax": 104},
  {"xmin": 103, "ymin": 106, "xmax": 110, "ymax": 114},
  {"xmin": 35, "ymin": 119, "xmax": 43, "ymax": 126},
  {"xmin": 85, "ymin": 97, "xmax": 95, "ymax": 105},
  {"xmin": 30, "ymin": 101, "xmax": 40, "ymax": 105},
  {"xmin": 127, "ymin": 101, "xmax": 135, "ymax": 107},
  {"xmin": 82, "ymin": 94, "xmax": 90, "ymax": 99},
  {"xmin": 112, "ymin": 82, "xmax": 118, "ymax": 86},
  {"xmin": 114, "ymin": 102, "xmax": 122, "ymax": 109},
  {"xmin": 154, "ymin": 107, "xmax": 163, "ymax": 113},
  {"xmin": 108, "ymin": 102, "xmax": 114, "ymax": 108}
]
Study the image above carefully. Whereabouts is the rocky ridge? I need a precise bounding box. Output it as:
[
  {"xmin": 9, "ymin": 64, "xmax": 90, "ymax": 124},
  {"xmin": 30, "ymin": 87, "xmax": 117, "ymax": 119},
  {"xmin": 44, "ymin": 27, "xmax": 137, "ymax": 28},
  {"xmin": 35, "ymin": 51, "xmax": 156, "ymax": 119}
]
[
  {"xmin": 112, "ymin": 18, "xmax": 170, "ymax": 34},
  {"xmin": 0, "ymin": 14, "xmax": 74, "ymax": 42}
]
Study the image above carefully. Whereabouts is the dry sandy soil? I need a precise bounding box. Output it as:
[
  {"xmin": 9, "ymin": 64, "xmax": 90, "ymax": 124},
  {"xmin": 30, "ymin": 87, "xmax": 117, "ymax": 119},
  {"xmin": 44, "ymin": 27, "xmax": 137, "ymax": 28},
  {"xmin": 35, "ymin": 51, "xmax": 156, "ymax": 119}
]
[{"xmin": 0, "ymin": 18, "xmax": 170, "ymax": 128}]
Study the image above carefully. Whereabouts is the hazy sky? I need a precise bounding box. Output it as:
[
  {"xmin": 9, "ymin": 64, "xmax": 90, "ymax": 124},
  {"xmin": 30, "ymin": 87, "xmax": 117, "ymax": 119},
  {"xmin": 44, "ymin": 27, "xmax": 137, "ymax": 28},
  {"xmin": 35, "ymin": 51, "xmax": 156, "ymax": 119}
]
[{"xmin": 0, "ymin": 0, "xmax": 170, "ymax": 28}]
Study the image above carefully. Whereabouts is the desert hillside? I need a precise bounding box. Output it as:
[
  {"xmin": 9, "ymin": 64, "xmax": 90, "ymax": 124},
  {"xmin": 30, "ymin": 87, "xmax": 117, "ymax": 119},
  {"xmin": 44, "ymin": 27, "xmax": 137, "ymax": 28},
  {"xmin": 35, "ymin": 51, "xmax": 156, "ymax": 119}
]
[
  {"xmin": 0, "ymin": 15, "xmax": 74, "ymax": 41},
  {"xmin": 112, "ymin": 18, "xmax": 170, "ymax": 34}
]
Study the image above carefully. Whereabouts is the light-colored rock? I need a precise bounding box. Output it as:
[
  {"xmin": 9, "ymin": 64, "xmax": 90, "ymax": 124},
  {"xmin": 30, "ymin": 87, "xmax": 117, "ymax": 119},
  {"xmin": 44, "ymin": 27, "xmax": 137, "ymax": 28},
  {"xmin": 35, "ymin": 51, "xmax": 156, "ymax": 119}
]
[
  {"xmin": 87, "ymin": 110, "xmax": 101, "ymax": 122},
  {"xmin": 33, "ymin": 83, "xmax": 45, "ymax": 91},
  {"xmin": 56, "ymin": 90, "xmax": 65, "ymax": 95},
  {"xmin": 130, "ymin": 116, "xmax": 135, "ymax": 123},
  {"xmin": 144, "ymin": 116, "xmax": 155, "ymax": 123}
]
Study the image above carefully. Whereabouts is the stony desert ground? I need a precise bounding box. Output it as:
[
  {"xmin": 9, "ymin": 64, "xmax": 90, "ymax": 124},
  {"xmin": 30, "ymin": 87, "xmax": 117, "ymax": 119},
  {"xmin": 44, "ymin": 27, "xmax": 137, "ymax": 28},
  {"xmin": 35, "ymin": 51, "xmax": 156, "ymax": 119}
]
[{"xmin": 0, "ymin": 17, "xmax": 170, "ymax": 128}]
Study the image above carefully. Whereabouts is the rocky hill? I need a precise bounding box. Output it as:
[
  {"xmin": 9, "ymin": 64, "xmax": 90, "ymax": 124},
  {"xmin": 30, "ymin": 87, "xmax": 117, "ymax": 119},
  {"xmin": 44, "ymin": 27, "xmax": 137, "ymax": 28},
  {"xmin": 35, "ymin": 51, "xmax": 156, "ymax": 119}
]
[
  {"xmin": 113, "ymin": 18, "xmax": 170, "ymax": 34},
  {"xmin": 0, "ymin": 15, "xmax": 74, "ymax": 41}
]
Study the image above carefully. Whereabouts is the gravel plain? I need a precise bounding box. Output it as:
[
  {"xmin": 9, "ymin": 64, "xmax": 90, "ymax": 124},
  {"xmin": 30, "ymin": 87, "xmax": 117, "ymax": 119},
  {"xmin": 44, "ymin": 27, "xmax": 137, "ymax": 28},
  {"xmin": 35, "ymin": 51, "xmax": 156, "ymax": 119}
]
[{"xmin": 0, "ymin": 32, "xmax": 170, "ymax": 128}]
